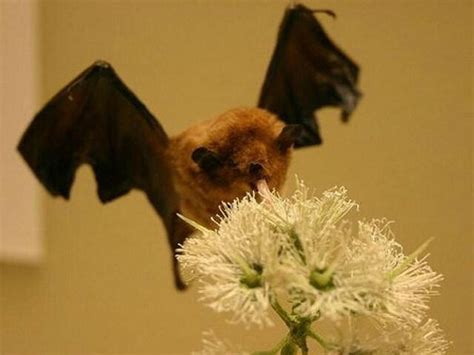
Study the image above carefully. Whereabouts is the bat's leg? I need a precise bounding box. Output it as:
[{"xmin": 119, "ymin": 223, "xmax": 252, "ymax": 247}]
[{"xmin": 168, "ymin": 213, "xmax": 194, "ymax": 290}]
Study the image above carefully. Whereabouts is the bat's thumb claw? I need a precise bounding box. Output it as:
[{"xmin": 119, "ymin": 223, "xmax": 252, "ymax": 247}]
[
  {"xmin": 175, "ymin": 277, "xmax": 188, "ymax": 291},
  {"xmin": 93, "ymin": 59, "xmax": 111, "ymax": 68}
]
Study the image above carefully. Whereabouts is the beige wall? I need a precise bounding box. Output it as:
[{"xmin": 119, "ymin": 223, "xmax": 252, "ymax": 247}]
[
  {"xmin": 0, "ymin": 0, "xmax": 42, "ymax": 263},
  {"xmin": 1, "ymin": 0, "xmax": 472, "ymax": 354}
]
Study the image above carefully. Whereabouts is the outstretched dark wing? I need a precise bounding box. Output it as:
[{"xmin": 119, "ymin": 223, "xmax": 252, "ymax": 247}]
[
  {"xmin": 258, "ymin": 3, "xmax": 361, "ymax": 147},
  {"xmin": 18, "ymin": 61, "xmax": 179, "ymax": 234}
]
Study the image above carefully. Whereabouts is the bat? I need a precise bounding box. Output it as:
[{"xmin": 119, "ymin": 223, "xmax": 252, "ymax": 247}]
[{"xmin": 17, "ymin": 3, "xmax": 360, "ymax": 289}]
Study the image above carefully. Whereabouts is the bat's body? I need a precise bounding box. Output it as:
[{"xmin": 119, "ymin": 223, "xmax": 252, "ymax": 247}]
[
  {"xmin": 17, "ymin": 4, "xmax": 361, "ymax": 289},
  {"xmin": 167, "ymin": 107, "xmax": 298, "ymax": 287}
]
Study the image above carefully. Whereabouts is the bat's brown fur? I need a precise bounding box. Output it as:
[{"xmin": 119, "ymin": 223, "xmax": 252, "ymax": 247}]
[{"xmin": 169, "ymin": 107, "xmax": 292, "ymax": 228}]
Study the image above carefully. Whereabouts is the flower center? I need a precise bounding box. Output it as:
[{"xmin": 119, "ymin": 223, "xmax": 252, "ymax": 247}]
[
  {"xmin": 240, "ymin": 263, "xmax": 263, "ymax": 288},
  {"xmin": 309, "ymin": 268, "xmax": 335, "ymax": 291}
]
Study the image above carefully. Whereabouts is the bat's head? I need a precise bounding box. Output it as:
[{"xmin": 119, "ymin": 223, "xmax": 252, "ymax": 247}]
[{"xmin": 190, "ymin": 108, "xmax": 301, "ymax": 200}]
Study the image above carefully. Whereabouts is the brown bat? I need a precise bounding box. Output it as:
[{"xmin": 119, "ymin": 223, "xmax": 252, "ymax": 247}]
[{"xmin": 17, "ymin": 4, "xmax": 360, "ymax": 289}]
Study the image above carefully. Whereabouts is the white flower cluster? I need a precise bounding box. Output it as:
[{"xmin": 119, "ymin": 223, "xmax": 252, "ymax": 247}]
[{"xmin": 178, "ymin": 179, "xmax": 448, "ymax": 353}]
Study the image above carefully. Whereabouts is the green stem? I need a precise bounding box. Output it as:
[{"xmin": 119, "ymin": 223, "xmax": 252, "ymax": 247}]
[
  {"xmin": 288, "ymin": 229, "xmax": 307, "ymax": 264},
  {"xmin": 300, "ymin": 345, "xmax": 308, "ymax": 355},
  {"xmin": 269, "ymin": 298, "xmax": 322, "ymax": 355},
  {"xmin": 252, "ymin": 334, "xmax": 289, "ymax": 355},
  {"xmin": 307, "ymin": 330, "xmax": 333, "ymax": 351},
  {"xmin": 271, "ymin": 298, "xmax": 293, "ymax": 327}
]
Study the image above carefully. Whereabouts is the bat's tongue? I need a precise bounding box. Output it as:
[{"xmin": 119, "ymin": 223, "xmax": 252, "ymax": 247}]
[{"xmin": 256, "ymin": 179, "xmax": 272, "ymax": 201}]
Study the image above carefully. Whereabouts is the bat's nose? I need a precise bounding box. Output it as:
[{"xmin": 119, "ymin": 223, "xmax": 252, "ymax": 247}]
[{"xmin": 249, "ymin": 162, "xmax": 265, "ymax": 179}]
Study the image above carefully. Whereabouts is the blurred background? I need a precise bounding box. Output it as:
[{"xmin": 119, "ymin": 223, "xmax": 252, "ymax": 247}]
[{"xmin": 0, "ymin": 0, "xmax": 472, "ymax": 353}]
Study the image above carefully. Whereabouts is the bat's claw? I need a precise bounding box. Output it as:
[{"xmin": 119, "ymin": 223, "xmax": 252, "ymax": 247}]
[
  {"xmin": 93, "ymin": 59, "xmax": 111, "ymax": 68},
  {"xmin": 175, "ymin": 277, "xmax": 188, "ymax": 291},
  {"xmin": 311, "ymin": 9, "xmax": 337, "ymax": 19},
  {"xmin": 173, "ymin": 262, "xmax": 188, "ymax": 291}
]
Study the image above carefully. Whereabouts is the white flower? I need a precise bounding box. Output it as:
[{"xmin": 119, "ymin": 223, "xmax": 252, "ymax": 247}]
[
  {"xmin": 268, "ymin": 185, "xmax": 370, "ymax": 321},
  {"xmin": 279, "ymin": 197, "xmax": 442, "ymax": 326},
  {"xmin": 192, "ymin": 330, "xmax": 249, "ymax": 355},
  {"xmin": 178, "ymin": 194, "xmax": 282, "ymax": 327},
  {"xmin": 381, "ymin": 318, "xmax": 450, "ymax": 355},
  {"xmin": 347, "ymin": 220, "xmax": 443, "ymax": 325},
  {"xmin": 327, "ymin": 317, "xmax": 449, "ymax": 354}
]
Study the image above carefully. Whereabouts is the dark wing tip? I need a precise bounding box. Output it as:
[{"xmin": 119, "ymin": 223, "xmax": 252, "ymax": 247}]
[
  {"xmin": 93, "ymin": 59, "xmax": 112, "ymax": 69},
  {"xmin": 81, "ymin": 60, "xmax": 116, "ymax": 81}
]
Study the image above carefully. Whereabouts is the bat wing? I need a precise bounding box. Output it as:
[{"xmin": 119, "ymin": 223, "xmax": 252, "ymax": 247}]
[
  {"xmin": 258, "ymin": 4, "xmax": 361, "ymax": 147},
  {"xmin": 18, "ymin": 61, "xmax": 179, "ymax": 233}
]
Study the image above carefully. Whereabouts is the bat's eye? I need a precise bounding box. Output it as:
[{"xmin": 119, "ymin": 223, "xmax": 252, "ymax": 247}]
[
  {"xmin": 249, "ymin": 163, "xmax": 264, "ymax": 178},
  {"xmin": 227, "ymin": 159, "xmax": 238, "ymax": 168},
  {"xmin": 192, "ymin": 147, "xmax": 222, "ymax": 172}
]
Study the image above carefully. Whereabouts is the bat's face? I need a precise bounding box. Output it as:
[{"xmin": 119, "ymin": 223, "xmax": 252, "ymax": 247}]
[
  {"xmin": 172, "ymin": 108, "xmax": 301, "ymax": 225},
  {"xmin": 194, "ymin": 108, "xmax": 299, "ymax": 192}
]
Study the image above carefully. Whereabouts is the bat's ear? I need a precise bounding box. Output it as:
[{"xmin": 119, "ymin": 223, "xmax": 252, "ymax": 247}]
[
  {"xmin": 276, "ymin": 124, "xmax": 303, "ymax": 151},
  {"xmin": 192, "ymin": 147, "xmax": 222, "ymax": 172}
]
